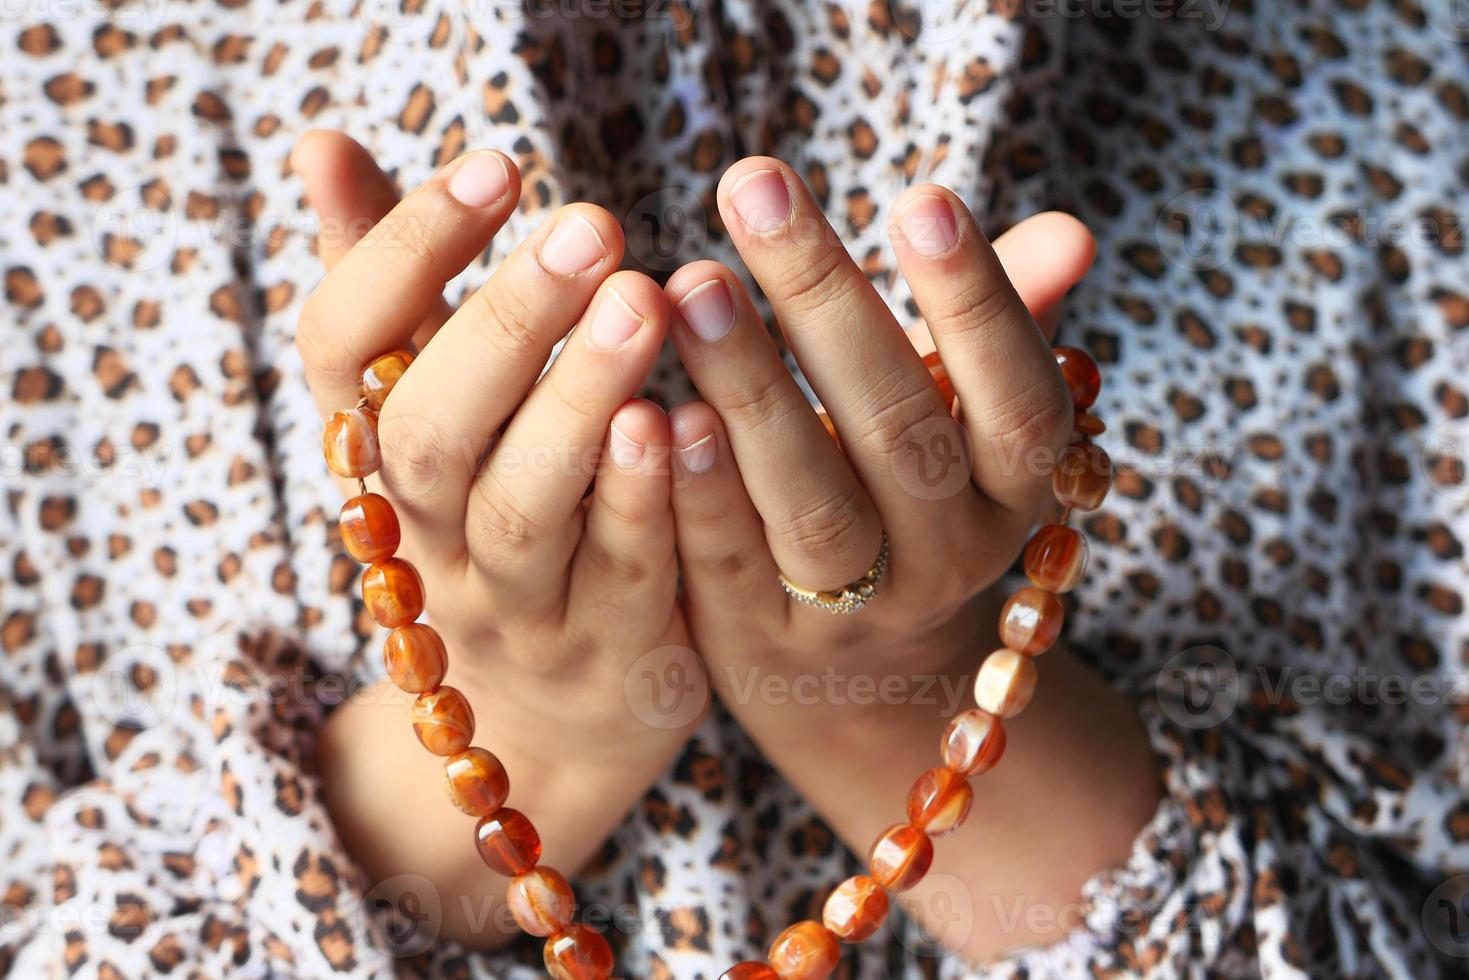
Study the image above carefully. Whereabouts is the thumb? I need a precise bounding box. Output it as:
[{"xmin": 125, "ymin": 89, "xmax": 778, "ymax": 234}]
[
  {"xmin": 991, "ymin": 211, "xmax": 1096, "ymax": 341},
  {"xmin": 290, "ymin": 129, "xmax": 457, "ymax": 349}
]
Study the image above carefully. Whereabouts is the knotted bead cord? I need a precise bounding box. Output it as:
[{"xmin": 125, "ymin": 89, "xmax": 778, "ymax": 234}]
[{"xmin": 322, "ymin": 347, "xmax": 1111, "ymax": 980}]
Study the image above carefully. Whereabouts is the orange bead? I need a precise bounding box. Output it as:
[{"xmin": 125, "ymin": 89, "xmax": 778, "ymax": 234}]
[
  {"xmin": 323, "ymin": 407, "xmax": 381, "ymax": 478},
  {"xmin": 973, "ymin": 650, "xmax": 1038, "ymax": 718},
  {"xmin": 998, "ymin": 587, "xmax": 1065, "ymax": 656},
  {"xmin": 941, "ymin": 709, "xmax": 1007, "ymax": 776},
  {"xmin": 923, "ymin": 351, "xmax": 956, "ymax": 408},
  {"xmin": 906, "ymin": 767, "xmax": 974, "ymax": 837},
  {"xmin": 816, "ymin": 411, "xmax": 839, "ymax": 445},
  {"xmin": 868, "ymin": 824, "xmax": 932, "ymax": 892},
  {"xmin": 1052, "ymin": 442, "xmax": 1112, "ymax": 511},
  {"xmin": 409, "ymin": 686, "xmax": 474, "ymax": 756},
  {"xmin": 383, "ymin": 623, "xmax": 447, "ymax": 693},
  {"xmin": 1023, "ymin": 524, "xmax": 1088, "ymax": 593},
  {"xmin": 361, "ymin": 557, "xmax": 424, "ymax": 627},
  {"xmin": 822, "ymin": 874, "xmax": 889, "ymax": 943},
  {"xmin": 1075, "ymin": 411, "xmax": 1106, "ymax": 437},
  {"xmin": 360, "ymin": 350, "xmax": 414, "ymax": 411},
  {"xmin": 339, "ymin": 493, "xmax": 400, "ymax": 563},
  {"xmin": 443, "ymin": 747, "xmax": 510, "ymax": 817},
  {"xmin": 721, "ymin": 964, "xmax": 779, "ymax": 980},
  {"xmin": 767, "ymin": 920, "xmax": 840, "ymax": 979},
  {"xmin": 475, "ymin": 807, "xmax": 542, "ymax": 877},
  {"xmin": 507, "ymin": 866, "xmax": 576, "ymax": 937},
  {"xmin": 543, "ymin": 924, "xmax": 613, "ymax": 980},
  {"xmin": 1053, "ymin": 346, "xmax": 1100, "ymax": 410}
]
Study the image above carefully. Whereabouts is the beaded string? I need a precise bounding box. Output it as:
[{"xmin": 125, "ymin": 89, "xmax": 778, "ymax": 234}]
[{"xmin": 321, "ymin": 346, "xmax": 1110, "ymax": 980}]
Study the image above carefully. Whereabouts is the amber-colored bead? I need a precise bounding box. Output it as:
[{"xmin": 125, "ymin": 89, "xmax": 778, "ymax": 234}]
[
  {"xmin": 1023, "ymin": 524, "xmax": 1089, "ymax": 593},
  {"xmin": 1053, "ymin": 346, "xmax": 1100, "ymax": 410},
  {"xmin": 974, "ymin": 650, "xmax": 1038, "ymax": 718},
  {"xmin": 475, "ymin": 808, "xmax": 542, "ymax": 877},
  {"xmin": 868, "ymin": 824, "xmax": 933, "ymax": 892},
  {"xmin": 1075, "ymin": 411, "xmax": 1106, "ymax": 437},
  {"xmin": 383, "ymin": 623, "xmax": 447, "ymax": 693},
  {"xmin": 721, "ymin": 964, "xmax": 779, "ymax": 980},
  {"xmin": 443, "ymin": 747, "xmax": 510, "ymax": 817},
  {"xmin": 816, "ymin": 411, "xmax": 839, "ymax": 445},
  {"xmin": 410, "ymin": 686, "xmax": 474, "ymax": 756},
  {"xmin": 360, "ymin": 350, "xmax": 414, "ymax": 411},
  {"xmin": 822, "ymin": 874, "xmax": 889, "ymax": 943},
  {"xmin": 1052, "ymin": 442, "xmax": 1112, "ymax": 511},
  {"xmin": 998, "ymin": 587, "xmax": 1065, "ymax": 656},
  {"xmin": 361, "ymin": 557, "xmax": 425, "ymax": 627},
  {"xmin": 543, "ymin": 924, "xmax": 613, "ymax": 980},
  {"xmin": 507, "ymin": 866, "xmax": 576, "ymax": 937},
  {"xmin": 923, "ymin": 351, "xmax": 956, "ymax": 408},
  {"xmin": 941, "ymin": 709, "xmax": 1007, "ymax": 776},
  {"xmin": 767, "ymin": 920, "xmax": 840, "ymax": 979},
  {"xmin": 339, "ymin": 493, "xmax": 400, "ymax": 563},
  {"xmin": 323, "ymin": 407, "xmax": 381, "ymax": 478},
  {"xmin": 906, "ymin": 767, "xmax": 974, "ymax": 837}
]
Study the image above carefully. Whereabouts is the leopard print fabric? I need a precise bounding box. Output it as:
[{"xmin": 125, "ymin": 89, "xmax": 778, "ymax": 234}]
[{"xmin": 3, "ymin": 1, "xmax": 1468, "ymax": 977}]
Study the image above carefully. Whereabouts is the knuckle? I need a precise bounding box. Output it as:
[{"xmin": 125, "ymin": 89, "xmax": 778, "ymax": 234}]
[
  {"xmin": 929, "ymin": 278, "xmax": 1018, "ymax": 340},
  {"xmin": 545, "ymin": 369, "xmax": 603, "ymax": 432},
  {"xmin": 468, "ymin": 477, "xmax": 544, "ymax": 558},
  {"xmin": 718, "ymin": 374, "xmax": 798, "ymax": 434},
  {"xmin": 580, "ymin": 539, "xmax": 653, "ymax": 591},
  {"xmin": 378, "ymin": 413, "xmax": 464, "ymax": 496},
  {"xmin": 977, "ymin": 376, "xmax": 1073, "ymax": 466},
  {"xmin": 365, "ymin": 209, "xmax": 439, "ymax": 266},
  {"xmin": 775, "ymin": 485, "xmax": 866, "ymax": 558},
  {"xmin": 467, "ymin": 287, "xmax": 543, "ymax": 362},
  {"xmin": 849, "ymin": 369, "xmax": 943, "ymax": 458},
  {"xmin": 772, "ymin": 250, "xmax": 859, "ymax": 319}
]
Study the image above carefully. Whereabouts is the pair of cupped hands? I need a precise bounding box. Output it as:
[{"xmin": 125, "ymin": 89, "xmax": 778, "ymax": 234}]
[{"xmin": 296, "ymin": 131, "xmax": 1115, "ymax": 954}]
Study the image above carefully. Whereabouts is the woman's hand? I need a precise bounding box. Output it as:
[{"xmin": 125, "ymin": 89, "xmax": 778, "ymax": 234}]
[
  {"xmin": 291, "ymin": 132, "xmax": 700, "ymax": 948},
  {"xmin": 662, "ymin": 158, "xmax": 1160, "ymax": 963}
]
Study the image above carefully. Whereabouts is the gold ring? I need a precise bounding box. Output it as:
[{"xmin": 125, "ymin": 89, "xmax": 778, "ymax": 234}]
[{"xmin": 778, "ymin": 533, "xmax": 889, "ymax": 615}]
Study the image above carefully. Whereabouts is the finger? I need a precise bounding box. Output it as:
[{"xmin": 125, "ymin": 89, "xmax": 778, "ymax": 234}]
[
  {"xmin": 907, "ymin": 212, "xmax": 1097, "ymax": 356},
  {"xmin": 667, "ymin": 402, "xmax": 785, "ymax": 626},
  {"xmin": 291, "ymin": 130, "xmax": 456, "ymax": 350},
  {"xmin": 890, "ymin": 185, "xmax": 1075, "ymax": 516},
  {"xmin": 989, "ymin": 212, "xmax": 1095, "ymax": 343},
  {"xmin": 294, "ymin": 147, "xmax": 521, "ymax": 415},
  {"xmin": 665, "ymin": 261, "xmax": 884, "ymax": 592},
  {"xmin": 467, "ymin": 271, "xmax": 669, "ymax": 598},
  {"xmin": 382, "ymin": 205, "xmax": 624, "ymax": 550},
  {"xmin": 713, "ymin": 158, "xmax": 975, "ymax": 550},
  {"xmin": 568, "ymin": 400, "xmax": 677, "ymax": 632}
]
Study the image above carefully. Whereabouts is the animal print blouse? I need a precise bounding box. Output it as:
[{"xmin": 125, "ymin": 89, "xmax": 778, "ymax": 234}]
[{"xmin": 3, "ymin": 1, "xmax": 1468, "ymax": 977}]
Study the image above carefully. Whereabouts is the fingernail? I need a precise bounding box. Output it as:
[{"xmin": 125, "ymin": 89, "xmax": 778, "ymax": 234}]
[
  {"xmin": 899, "ymin": 195, "xmax": 959, "ymax": 256},
  {"xmin": 608, "ymin": 423, "xmax": 644, "ymax": 469},
  {"xmin": 677, "ymin": 279, "xmax": 734, "ymax": 343},
  {"xmin": 676, "ymin": 434, "xmax": 716, "ymax": 474},
  {"xmin": 729, "ymin": 169, "xmax": 791, "ymax": 234},
  {"xmin": 447, "ymin": 153, "xmax": 510, "ymax": 208},
  {"xmin": 541, "ymin": 212, "xmax": 607, "ymax": 275},
  {"xmin": 587, "ymin": 288, "xmax": 644, "ymax": 350}
]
